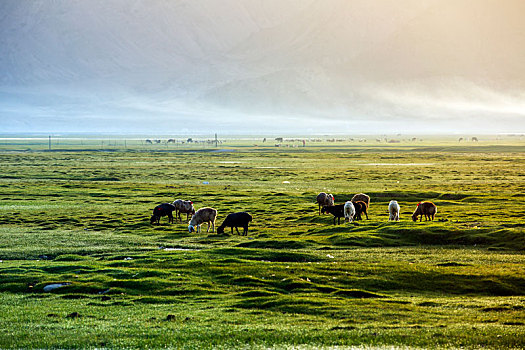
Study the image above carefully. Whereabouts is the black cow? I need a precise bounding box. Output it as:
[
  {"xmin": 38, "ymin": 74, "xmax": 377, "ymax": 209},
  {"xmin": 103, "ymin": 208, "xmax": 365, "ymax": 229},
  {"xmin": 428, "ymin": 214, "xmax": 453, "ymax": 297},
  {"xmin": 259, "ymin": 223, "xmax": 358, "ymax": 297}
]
[
  {"xmin": 217, "ymin": 212, "xmax": 253, "ymax": 235},
  {"xmin": 150, "ymin": 203, "xmax": 176, "ymax": 225}
]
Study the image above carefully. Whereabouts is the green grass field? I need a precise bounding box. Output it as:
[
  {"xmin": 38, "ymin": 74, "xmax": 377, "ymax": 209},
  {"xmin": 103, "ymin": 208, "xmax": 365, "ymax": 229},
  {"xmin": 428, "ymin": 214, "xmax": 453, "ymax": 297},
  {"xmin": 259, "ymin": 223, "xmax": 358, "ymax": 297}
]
[{"xmin": 0, "ymin": 136, "xmax": 524, "ymax": 349}]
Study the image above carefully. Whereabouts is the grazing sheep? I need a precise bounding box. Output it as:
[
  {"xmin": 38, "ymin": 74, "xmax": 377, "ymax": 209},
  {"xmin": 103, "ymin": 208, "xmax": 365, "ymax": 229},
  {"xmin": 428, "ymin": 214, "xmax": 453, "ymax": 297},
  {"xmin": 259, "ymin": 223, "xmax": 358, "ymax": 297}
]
[
  {"xmin": 412, "ymin": 201, "xmax": 437, "ymax": 222},
  {"xmin": 188, "ymin": 207, "xmax": 217, "ymax": 233},
  {"xmin": 351, "ymin": 193, "xmax": 370, "ymax": 208},
  {"xmin": 352, "ymin": 201, "xmax": 369, "ymax": 220},
  {"xmin": 322, "ymin": 204, "xmax": 345, "ymax": 225},
  {"xmin": 150, "ymin": 203, "xmax": 176, "ymax": 225},
  {"xmin": 388, "ymin": 200, "xmax": 400, "ymax": 221},
  {"xmin": 344, "ymin": 201, "xmax": 356, "ymax": 223},
  {"xmin": 172, "ymin": 199, "xmax": 196, "ymax": 222},
  {"xmin": 217, "ymin": 212, "xmax": 253, "ymax": 235},
  {"xmin": 316, "ymin": 192, "xmax": 335, "ymax": 215}
]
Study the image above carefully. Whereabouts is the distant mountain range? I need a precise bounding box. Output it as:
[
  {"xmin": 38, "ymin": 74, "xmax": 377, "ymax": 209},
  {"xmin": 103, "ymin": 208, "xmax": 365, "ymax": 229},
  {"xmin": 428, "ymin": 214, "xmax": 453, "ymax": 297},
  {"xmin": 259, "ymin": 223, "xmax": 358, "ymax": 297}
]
[{"xmin": 1, "ymin": 0, "xmax": 524, "ymax": 134}]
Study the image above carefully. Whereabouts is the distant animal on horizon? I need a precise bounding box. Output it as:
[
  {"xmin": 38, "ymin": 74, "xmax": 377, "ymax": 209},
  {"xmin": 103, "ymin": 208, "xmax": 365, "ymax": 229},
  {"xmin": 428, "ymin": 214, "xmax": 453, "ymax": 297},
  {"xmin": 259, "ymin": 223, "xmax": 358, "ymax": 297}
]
[
  {"xmin": 412, "ymin": 201, "xmax": 437, "ymax": 222},
  {"xmin": 351, "ymin": 193, "xmax": 370, "ymax": 208},
  {"xmin": 217, "ymin": 212, "xmax": 253, "ymax": 235},
  {"xmin": 316, "ymin": 192, "xmax": 335, "ymax": 215},
  {"xmin": 188, "ymin": 207, "xmax": 217, "ymax": 233},
  {"xmin": 388, "ymin": 200, "xmax": 400, "ymax": 221},
  {"xmin": 352, "ymin": 200, "xmax": 369, "ymax": 220},
  {"xmin": 173, "ymin": 199, "xmax": 195, "ymax": 222},
  {"xmin": 322, "ymin": 204, "xmax": 345, "ymax": 225},
  {"xmin": 344, "ymin": 201, "xmax": 356, "ymax": 223},
  {"xmin": 150, "ymin": 203, "xmax": 176, "ymax": 225}
]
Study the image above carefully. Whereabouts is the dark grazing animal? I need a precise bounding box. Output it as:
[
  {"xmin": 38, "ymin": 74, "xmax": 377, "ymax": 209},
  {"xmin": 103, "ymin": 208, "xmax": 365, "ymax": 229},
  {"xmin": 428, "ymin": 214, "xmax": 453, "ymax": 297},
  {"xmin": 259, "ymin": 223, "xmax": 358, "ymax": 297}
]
[
  {"xmin": 412, "ymin": 201, "xmax": 437, "ymax": 222},
  {"xmin": 351, "ymin": 193, "xmax": 370, "ymax": 208},
  {"xmin": 352, "ymin": 201, "xmax": 369, "ymax": 220},
  {"xmin": 150, "ymin": 203, "xmax": 176, "ymax": 225},
  {"xmin": 217, "ymin": 212, "xmax": 253, "ymax": 235},
  {"xmin": 322, "ymin": 204, "xmax": 345, "ymax": 225},
  {"xmin": 316, "ymin": 192, "xmax": 335, "ymax": 215}
]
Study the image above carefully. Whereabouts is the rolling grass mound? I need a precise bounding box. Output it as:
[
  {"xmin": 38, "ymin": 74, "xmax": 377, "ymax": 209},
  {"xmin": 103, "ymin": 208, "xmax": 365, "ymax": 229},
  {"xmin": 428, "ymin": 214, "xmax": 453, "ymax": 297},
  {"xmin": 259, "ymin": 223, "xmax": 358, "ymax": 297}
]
[{"xmin": 0, "ymin": 146, "xmax": 524, "ymax": 348}]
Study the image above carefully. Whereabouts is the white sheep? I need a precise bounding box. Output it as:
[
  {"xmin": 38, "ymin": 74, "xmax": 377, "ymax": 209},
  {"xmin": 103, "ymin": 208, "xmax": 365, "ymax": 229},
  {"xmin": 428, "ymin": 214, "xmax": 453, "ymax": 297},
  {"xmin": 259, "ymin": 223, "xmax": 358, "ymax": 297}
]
[
  {"xmin": 344, "ymin": 201, "xmax": 356, "ymax": 223},
  {"xmin": 188, "ymin": 207, "xmax": 217, "ymax": 233},
  {"xmin": 173, "ymin": 199, "xmax": 195, "ymax": 221},
  {"xmin": 316, "ymin": 192, "xmax": 335, "ymax": 215},
  {"xmin": 388, "ymin": 200, "xmax": 400, "ymax": 221}
]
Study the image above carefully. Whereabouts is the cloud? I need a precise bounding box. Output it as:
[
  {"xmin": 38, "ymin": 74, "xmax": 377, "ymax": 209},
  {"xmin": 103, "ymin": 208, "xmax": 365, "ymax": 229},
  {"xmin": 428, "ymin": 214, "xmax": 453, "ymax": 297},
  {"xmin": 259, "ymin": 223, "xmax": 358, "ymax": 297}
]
[
  {"xmin": 363, "ymin": 79, "xmax": 525, "ymax": 121},
  {"xmin": 1, "ymin": 0, "xmax": 524, "ymax": 134}
]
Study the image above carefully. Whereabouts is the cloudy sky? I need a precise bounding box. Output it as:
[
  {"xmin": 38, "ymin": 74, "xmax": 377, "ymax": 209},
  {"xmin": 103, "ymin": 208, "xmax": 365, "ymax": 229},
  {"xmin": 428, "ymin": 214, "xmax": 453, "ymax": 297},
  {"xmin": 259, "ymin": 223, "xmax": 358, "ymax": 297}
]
[{"xmin": 1, "ymin": 0, "xmax": 524, "ymax": 135}]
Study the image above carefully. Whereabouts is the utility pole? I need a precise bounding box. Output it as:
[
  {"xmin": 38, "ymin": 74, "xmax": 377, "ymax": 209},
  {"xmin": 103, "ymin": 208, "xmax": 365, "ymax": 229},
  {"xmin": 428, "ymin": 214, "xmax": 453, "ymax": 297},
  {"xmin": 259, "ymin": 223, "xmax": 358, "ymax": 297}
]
[
  {"xmin": 215, "ymin": 133, "xmax": 218, "ymax": 148},
  {"xmin": 48, "ymin": 135, "xmax": 51, "ymax": 150}
]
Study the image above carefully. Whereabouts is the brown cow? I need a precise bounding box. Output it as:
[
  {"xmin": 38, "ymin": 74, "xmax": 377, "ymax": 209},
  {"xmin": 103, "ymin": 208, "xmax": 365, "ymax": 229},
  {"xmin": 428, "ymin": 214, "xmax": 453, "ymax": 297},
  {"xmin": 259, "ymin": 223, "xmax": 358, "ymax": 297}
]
[
  {"xmin": 351, "ymin": 193, "xmax": 370, "ymax": 208},
  {"xmin": 352, "ymin": 200, "xmax": 369, "ymax": 220},
  {"xmin": 412, "ymin": 202, "xmax": 437, "ymax": 222},
  {"xmin": 316, "ymin": 192, "xmax": 334, "ymax": 215}
]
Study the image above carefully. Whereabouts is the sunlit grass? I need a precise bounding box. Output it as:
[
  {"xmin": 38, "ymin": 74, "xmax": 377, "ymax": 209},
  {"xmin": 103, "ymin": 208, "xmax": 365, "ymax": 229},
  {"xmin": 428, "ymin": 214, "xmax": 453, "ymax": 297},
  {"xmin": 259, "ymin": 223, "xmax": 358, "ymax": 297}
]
[{"xmin": 0, "ymin": 139, "xmax": 524, "ymax": 348}]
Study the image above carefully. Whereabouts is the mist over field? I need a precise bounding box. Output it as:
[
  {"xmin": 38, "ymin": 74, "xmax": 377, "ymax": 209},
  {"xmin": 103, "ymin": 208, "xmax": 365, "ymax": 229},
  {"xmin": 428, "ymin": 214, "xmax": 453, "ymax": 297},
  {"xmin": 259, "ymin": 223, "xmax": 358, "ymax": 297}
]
[
  {"xmin": 1, "ymin": 0, "xmax": 524, "ymax": 134},
  {"xmin": 1, "ymin": 3, "xmax": 525, "ymax": 346}
]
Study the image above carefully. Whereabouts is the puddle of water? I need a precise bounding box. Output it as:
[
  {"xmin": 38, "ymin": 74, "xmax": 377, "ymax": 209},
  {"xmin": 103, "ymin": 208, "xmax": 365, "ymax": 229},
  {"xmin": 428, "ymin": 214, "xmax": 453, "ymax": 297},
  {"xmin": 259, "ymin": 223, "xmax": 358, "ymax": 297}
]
[
  {"xmin": 362, "ymin": 163, "xmax": 435, "ymax": 166},
  {"xmin": 43, "ymin": 283, "xmax": 71, "ymax": 292},
  {"xmin": 163, "ymin": 248, "xmax": 199, "ymax": 251}
]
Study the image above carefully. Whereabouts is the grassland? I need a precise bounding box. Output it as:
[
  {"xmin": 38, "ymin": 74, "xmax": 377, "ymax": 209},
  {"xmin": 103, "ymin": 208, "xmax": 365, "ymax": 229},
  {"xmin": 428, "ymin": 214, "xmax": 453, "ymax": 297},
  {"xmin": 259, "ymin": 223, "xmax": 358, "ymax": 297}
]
[{"xmin": 0, "ymin": 136, "xmax": 524, "ymax": 349}]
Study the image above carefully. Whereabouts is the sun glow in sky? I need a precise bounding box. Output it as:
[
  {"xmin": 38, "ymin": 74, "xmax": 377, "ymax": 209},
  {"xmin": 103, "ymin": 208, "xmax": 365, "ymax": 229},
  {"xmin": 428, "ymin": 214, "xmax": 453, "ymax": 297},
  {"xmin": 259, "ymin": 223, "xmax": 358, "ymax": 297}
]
[{"xmin": 1, "ymin": 0, "xmax": 524, "ymax": 134}]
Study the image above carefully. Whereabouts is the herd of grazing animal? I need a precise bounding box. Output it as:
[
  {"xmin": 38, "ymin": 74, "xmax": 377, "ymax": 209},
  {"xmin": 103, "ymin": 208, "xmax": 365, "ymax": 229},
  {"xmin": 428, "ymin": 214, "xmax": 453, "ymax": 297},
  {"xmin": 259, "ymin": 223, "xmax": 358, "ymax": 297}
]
[
  {"xmin": 317, "ymin": 192, "xmax": 437, "ymax": 225},
  {"xmin": 150, "ymin": 192, "xmax": 438, "ymax": 235},
  {"xmin": 151, "ymin": 199, "xmax": 253, "ymax": 236}
]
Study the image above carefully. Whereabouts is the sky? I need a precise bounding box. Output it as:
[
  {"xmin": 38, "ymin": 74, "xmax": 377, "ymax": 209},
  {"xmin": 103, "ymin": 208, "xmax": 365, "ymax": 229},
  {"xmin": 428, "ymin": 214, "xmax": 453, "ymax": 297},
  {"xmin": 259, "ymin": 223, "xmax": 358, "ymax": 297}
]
[{"xmin": 1, "ymin": 0, "xmax": 524, "ymax": 135}]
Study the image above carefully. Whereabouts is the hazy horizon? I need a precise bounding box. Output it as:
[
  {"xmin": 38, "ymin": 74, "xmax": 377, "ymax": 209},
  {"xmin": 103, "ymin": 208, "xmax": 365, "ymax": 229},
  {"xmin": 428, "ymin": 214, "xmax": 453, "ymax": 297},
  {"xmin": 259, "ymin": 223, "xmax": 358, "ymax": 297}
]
[{"xmin": 1, "ymin": 0, "xmax": 524, "ymax": 134}]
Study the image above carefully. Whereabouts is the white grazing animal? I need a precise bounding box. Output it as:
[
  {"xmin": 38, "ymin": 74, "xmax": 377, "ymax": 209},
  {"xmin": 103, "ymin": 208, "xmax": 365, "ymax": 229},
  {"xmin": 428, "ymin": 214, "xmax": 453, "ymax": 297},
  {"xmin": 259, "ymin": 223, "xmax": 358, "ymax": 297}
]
[
  {"xmin": 173, "ymin": 199, "xmax": 195, "ymax": 221},
  {"xmin": 188, "ymin": 207, "xmax": 217, "ymax": 233},
  {"xmin": 388, "ymin": 200, "xmax": 400, "ymax": 221},
  {"xmin": 344, "ymin": 201, "xmax": 356, "ymax": 223}
]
